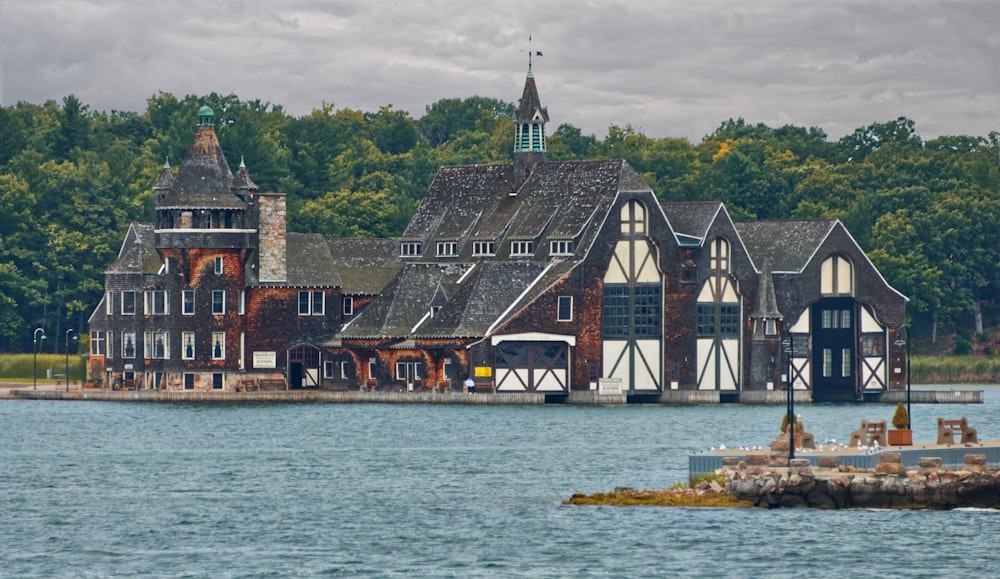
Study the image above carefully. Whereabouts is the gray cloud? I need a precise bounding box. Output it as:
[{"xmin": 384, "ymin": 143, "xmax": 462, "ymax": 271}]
[{"xmin": 3, "ymin": 0, "xmax": 999, "ymax": 141}]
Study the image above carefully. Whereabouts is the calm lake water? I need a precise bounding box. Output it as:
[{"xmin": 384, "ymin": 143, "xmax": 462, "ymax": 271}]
[{"xmin": 2, "ymin": 387, "xmax": 1000, "ymax": 577}]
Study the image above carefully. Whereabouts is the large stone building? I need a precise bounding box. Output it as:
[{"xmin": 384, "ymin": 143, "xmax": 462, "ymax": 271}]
[{"xmin": 89, "ymin": 68, "xmax": 908, "ymax": 402}]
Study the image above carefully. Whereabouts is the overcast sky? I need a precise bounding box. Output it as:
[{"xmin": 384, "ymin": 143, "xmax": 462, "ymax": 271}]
[{"xmin": 3, "ymin": 0, "xmax": 999, "ymax": 142}]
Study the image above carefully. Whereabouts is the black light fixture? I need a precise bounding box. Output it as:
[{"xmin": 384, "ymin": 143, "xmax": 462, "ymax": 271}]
[{"xmin": 33, "ymin": 327, "xmax": 46, "ymax": 390}]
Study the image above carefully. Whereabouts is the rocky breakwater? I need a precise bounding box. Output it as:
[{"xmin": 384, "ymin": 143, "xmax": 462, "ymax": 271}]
[{"xmin": 724, "ymin": 452, "xmax": 1000, "ymax": 509}]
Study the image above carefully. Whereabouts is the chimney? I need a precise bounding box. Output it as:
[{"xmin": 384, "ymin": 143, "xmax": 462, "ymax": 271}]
[{"xmin": 257, "ymin": 193, "xmax": 287, "ymax": 283}]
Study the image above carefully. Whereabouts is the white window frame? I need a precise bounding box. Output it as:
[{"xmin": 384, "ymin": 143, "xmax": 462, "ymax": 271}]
[
  {"xmin": 368, "ymin": 357, "xmax": 377, "ymax": 379},
  {"xmin": 182, "ymin": 290, "xmax": 195, "ymax": 315},
  {"xmin": 121, "ymin": 331, "xmax": 136, "ymax": 358},
  {"xmin": 395, "ymin": 361, "xmax": 423, "ymax": 381},
  {"xmin": 106, "ymin": 292, "xmax": 113, "ymax": 315},
  {"xmin": 343, "ymin": 296, "xmax": 354, "ymax": 316},
  {"xmin": 340, "ymin": 361, "xmax": 349, "ymax": 379},
  {"xmin": 90, "ymin": 331, "xmax": 105, "ymax": 356},
  {"xmin": 144, "ymin": 331, "xmax": 170, "ymax": 359},
  {"xmin": 214, "ymin": 256, "xmax": 224, "ymax": 274},
  {"xmin": 550, "ymin": 240, "xmax": 574, "ymax": 256},
  {"xmin": 472, "ymin": 240, "xmax": 496, "ymax": 256},
  {"xmin": 436, "ymin": 241, "xmax": 458, "ymax": 257},
  {"xmin": 510, "ymin": 240, "xmax": 534, "ymax": 257},
  {"xmin": 106, "ymin": 331, "xmax": 113, "ymax": 359},
  {"xmin": 212, "ymin": 332, "xmax": 225, "ymax": 360},
  {"xmin": 400, "ymin": 242, "xmax": 422, "ymax": 257},
  {"xmin": 299, "ymin": 290, "xmax": 324, "ymax": 315},
  {"xmin": 557, "ymin": 295, "xmax": 573, "ymax": 322},
  {"xmin": 238, "ymin": 290, "xmax": 245, "ymax": 315},
  {"xmin": 145, "ymin": 290, "xmax": 169, "ymax": 315},
  {"xmin": 182, "ymin": 332, "xmax": 195, "ymax": 360},
  {"xmin": 443, "ymin": 358, "xmax": 453, "ymax": 380},
  {"xmin": 121, "ymin": 291, "xmax": 136, "ymax": 315},
  {"xmin": 212, "ymin": 290, "xmax": 225, "ymax": 315}
]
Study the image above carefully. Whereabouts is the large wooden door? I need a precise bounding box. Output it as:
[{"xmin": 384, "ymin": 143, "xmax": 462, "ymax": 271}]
[
  {"xmin": 494, "ymin": 341, "xmax": 569, "ymax": 392},
  {"xmin": 811, "ymin": 297, "xmax": 857, "ymax": 401}
]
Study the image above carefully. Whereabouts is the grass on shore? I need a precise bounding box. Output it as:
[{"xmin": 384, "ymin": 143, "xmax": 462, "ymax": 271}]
[{"xmin": 0, "ymin": 354, "xmax": 86, "ymax": 382}]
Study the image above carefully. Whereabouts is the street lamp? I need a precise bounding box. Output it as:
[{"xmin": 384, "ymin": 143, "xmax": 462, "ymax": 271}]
[
  {"xmin": 65, "ymin": 329, "xmax": 76, "ymax": 392},
  {"xmin": 33, "ymin": 327, "xmax": 46, "ymax": 390},
  {"xmin": 783, "ymin": 334, "xmax": 795, "ymax": 460},
  {"xmin": 894, "ymin": 327, "xmax": 911, "ymax": 429}
]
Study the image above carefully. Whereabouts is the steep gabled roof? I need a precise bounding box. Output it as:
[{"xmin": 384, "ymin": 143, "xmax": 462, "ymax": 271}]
[
  {"xmin": 403, "ymin": 164, "xmax": 513, "ymax": 240},
  {"xmin": 414, "ymin": 261, "xmax": 550, "ymax": 338},
  {"xmin": 326, "ymin": 238, "xmax": 404, "ymax": 295},
  {"xmin": 515, "ymin": 70, "xmax": 549, "ymax": 123},
  {"xmin": 106, "ymin": 223, "xmax": 161, "ymax": 275},
  {"xmin": 337, "ymin": 263, "xmax": 468, "ymax": 339},
  {"xmin": 661, "ymin": 201, "xmax": 724, "ymax": 242},
  {"xmin": 285, "ymin": 233, "xmax": 341, "ymax": 287},
  {"xmin": 158, "ymin": 125, "xmax": 245, "ymax": 210},
  {"xmin": 734, "ymin": 220, "xmax": 837, "ymax": 273}
]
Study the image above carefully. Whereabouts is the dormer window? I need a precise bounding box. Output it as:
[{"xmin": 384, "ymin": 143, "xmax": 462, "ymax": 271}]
[
  {"xmin": 436, "ymin": 241, "xmax": 458, "ymax": 257},
  {"xmin": 472, "ymin": 240, "xmax": 496, "ymax": 257},
  {"xmin": 550, "ymin": 239, "xmax": 574, "ymax": 256},
  {"xmin": 400, "ymin": 242, "xmax": 422, "ymax": 257},
  {"xmin": 510, "ymin": 240, "xmax": 534, "ymax": 257}
]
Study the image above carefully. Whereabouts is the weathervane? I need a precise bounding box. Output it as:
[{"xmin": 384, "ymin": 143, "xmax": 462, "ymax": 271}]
[{"xmin": 524, "ymin": 34, "xmax": 543, "ymax": 71}]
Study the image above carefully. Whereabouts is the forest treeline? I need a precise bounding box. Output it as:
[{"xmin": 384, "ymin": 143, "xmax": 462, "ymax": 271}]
[{"xmin": 1, "ymin": 92, "xmax": 999, "ymax": 354}]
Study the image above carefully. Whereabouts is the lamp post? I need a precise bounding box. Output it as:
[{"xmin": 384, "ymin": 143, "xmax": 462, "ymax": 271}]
[
  {"xmin": 65, "ymin": 329, "xmax": 75, "ymax": 392},
  {"xmin": 783, "ymin": 334, "xmax": 795, "ymax": 460},
  {"xmin": 33, "ymin": 327, "xmax": 46, "ymax": 390},
  {"xmin": 894, "ymin": 327, "xmax": 911, "ymax": 429}
]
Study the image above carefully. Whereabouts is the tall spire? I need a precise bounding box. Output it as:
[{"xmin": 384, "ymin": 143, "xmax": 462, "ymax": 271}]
[{"xmin": 512, "ymin": 36, "xmax": 549, "ymax": 188}]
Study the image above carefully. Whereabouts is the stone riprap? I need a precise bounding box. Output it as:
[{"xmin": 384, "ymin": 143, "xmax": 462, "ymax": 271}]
[{"xmin": 724, "ymin": 453, "xmax": 1000, "ymax": 509}]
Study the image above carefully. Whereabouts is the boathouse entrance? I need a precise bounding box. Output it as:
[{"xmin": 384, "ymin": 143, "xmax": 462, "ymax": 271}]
[{"xmin": 288, "ymin": 344, "xmax": 321, "ymax": 389}]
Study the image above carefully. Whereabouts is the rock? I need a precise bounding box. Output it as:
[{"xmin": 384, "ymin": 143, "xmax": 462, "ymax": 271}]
[
  {"xmin": 818, "ymin": 457, "xmax": 840, "ymax": 469},
  {"xmin": 918, "ymin": 457, "xmax": 942, "ymax": 474},
  {"xmin": 875, "ymin": 462, "xmax": 908, "ymax": 475},
  {"xmin": 965, "ymin": 454, "xmax": 987, "ymax": 473}
]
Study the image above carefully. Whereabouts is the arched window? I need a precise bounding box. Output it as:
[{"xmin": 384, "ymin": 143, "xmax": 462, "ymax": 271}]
[
  {"xmin": 821, "ymin": 255, "xmax": 854, "ymax": 296},
  {"xmin": 710, "ymin": 238, "xmax": 730, "ymax": 274},
  {"xmin": 620, "ymin": 200, "xmax": 646, "ymax": 235}
]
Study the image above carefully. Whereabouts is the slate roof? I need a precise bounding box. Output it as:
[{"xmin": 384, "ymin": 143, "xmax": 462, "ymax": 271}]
[
  {"xmin": 285, "ymin": 233, "xmax": 341, "ymax": 287},
  {"xmin": 404, "ymin": 159, "xmax": 649, "ymax": 260},
  {"xmin": 661, "ymin": 201, "xmax": 724, "ymax": 242},
  {"xmin": 515, "ymin": 71, "xmax": 549, "ymax": 123},
  {"xmin": 158, "ymin": 125, "xmax": 246, "ymax": 210},
  {"xmin": 106, "ymin": 223, "xmax": 161, "ymax": 275},
  {"xmin": 338, "ymin": 158, "xmax": 653, "ymax": 341},
  {"xmin": 338, "ymin": 263, "xmax": 469, "ymax": 339},
  {"xmin": 414, "ymin": 261, "xmax": 550, "ymax": 338},
  {"xmin": 751, "ymin": 257, "xmax": 783, "ymax": 320},
  {"xmin": 734, "ymin": 220, "xmax": 837, "ymax": 273},
  {"xmin": 326, "ymin": 238, "xmax": 404, "ymax": 295}
]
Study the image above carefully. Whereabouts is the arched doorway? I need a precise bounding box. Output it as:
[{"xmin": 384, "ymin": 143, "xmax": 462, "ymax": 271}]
[{"xmin": 288, "ymin": 344, "xmax": 320, "ymax": 389}]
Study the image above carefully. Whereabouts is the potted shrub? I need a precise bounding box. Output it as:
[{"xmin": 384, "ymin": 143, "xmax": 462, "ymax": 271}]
[
  {"xmin": 888, "ymin": 402, "xmax": 912, "ymax": 446},
  {"xmin": 780, "ymin": 412, "xmax": 802, "ymax": 448}
]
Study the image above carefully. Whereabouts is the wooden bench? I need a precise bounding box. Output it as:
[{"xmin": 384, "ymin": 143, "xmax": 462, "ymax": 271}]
[
  {"xmin": 937, "ymin": 417, "xmax": 978, "ymax": 444},
  {"xmin": 258, "ymin": 378, "xmax": 287, "ymax": 391},
  {"xmin": 849, "ymin": 419, "xmax": 887, "ymax": 447}
]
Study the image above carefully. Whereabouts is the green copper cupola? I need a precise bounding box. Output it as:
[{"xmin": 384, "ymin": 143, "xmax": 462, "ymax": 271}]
[{"xmin": 197, "ymin": 105, "xmax": 215, "ymax": 127}]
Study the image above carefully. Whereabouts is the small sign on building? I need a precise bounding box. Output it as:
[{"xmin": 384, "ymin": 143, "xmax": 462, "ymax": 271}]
[
  {"xmin": 253, "ymin": 351, "xmax": 277, "ymax": 369},
  {"xmin": 474, "ymin": 366, "xmax": 492, "ymax": 378},
  {"xmin": 598, "ymin": 378, "xmax": 623, "ymax": 396}
]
